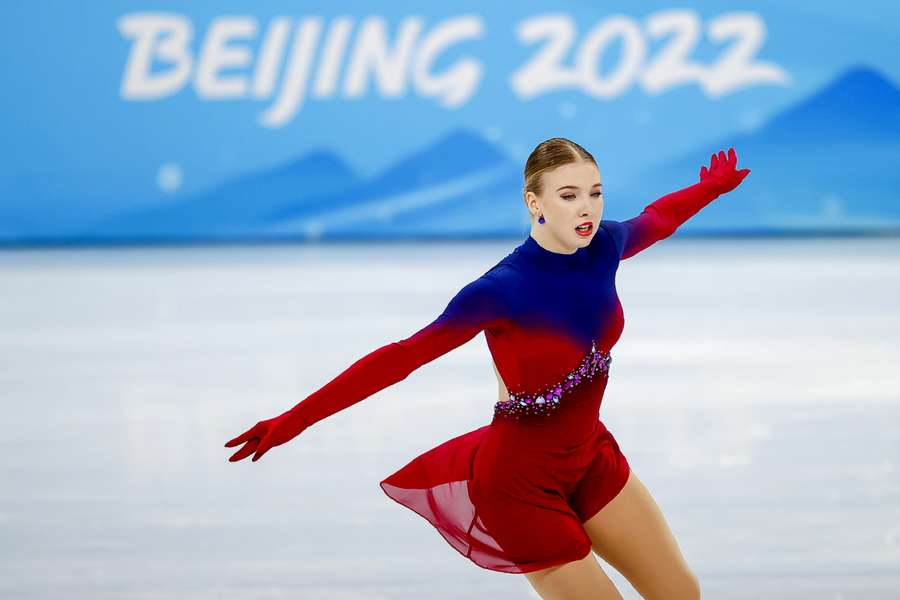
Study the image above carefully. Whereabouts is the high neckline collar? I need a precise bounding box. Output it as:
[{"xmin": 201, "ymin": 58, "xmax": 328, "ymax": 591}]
[{"xmin": 516, "ymin": 234, "xmax": 588, "ymax": 270}]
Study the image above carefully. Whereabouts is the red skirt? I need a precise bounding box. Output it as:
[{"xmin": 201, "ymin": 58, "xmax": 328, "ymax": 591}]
[{"xmin": 379, "ymin": 413, "xmax": 631, "ymax": 574}]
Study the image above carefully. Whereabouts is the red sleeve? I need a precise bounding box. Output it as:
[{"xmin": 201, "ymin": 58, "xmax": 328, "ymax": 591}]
[
  {"xmin": 285, "ymin": 274, "xmax": 506, "ymax": 431},
  {"xmin": 600, "ymin": 179, "xmax": 721, "ymax": 260}
]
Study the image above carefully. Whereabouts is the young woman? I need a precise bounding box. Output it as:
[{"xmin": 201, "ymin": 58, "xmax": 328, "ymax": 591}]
[{"xmin": 225, "ymin": 139, "xmax": 750, "ymax": 599}]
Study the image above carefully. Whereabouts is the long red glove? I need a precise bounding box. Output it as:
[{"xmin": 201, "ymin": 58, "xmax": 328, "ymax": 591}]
[
  {"xmin": 604, "ymin": 147, "xmax": 750, "ymax": 259},
  {"xmin": 225, "ymin": 275, "xmax": 505, "ymax": 462}
]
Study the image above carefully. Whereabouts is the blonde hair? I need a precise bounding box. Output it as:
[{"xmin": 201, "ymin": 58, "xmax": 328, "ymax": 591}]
[{"xmin": 523, "ymin": 137, "xmax": 597, "ymax": 199}]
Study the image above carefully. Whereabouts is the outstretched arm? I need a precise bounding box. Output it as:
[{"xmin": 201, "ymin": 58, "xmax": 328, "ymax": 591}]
[
  {"xmin": 601, "ymin": 147, "xmax": 750, "ymax": 260},
  {"xmin": 225, "ymin": 274, "xmax": 506, "ymax": 462},
  {"xmin": 283, "ymin": 275, "xmax": 503, "ymax": 431}
]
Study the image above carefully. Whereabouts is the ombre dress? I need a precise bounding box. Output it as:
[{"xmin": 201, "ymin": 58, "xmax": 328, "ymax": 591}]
[{"xmin": 288, "ymin": 179, "xmax": 725, "ymax": 574}]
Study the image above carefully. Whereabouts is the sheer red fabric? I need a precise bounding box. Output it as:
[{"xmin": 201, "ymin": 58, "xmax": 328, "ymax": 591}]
[
  {"xmin": 379, "ymin": 415, "xmax": 632, "ymax": 574},
  {"xmin": 378, "ymin": 425, "xmax": 508, "ymax": 569}
]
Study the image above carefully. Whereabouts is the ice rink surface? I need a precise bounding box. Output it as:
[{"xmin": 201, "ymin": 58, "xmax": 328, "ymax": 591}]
[{"xmin": 1, "ymin": 237, "xmax": 898, "ymax": 599}]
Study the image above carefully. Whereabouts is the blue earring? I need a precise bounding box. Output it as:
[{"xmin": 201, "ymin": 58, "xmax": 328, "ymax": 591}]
[{"xmin": 538, "ymin": 215, "xmax": 545, "ymax": 224}]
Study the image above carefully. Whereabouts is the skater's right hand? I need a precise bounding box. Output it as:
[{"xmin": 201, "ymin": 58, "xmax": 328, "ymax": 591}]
[{"xmin": 224, "ymin": 409, "xmax": 309, "ymax": 463}]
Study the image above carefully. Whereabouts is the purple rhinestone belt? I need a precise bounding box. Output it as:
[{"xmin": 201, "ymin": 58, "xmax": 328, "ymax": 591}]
[{"xmin": 493, "ymin": 340, "xmax": 611, "ymax": 420}]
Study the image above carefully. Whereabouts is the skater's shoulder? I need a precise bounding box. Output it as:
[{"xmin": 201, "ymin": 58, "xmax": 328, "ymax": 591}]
[{"xmin": 483, "ymin": 256, "xmax": 525, "ymax": 287}]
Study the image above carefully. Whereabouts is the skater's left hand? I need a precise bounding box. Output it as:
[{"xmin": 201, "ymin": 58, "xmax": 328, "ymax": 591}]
[{"xmin": 699, "ymin": 147, "xmax": 751, "ymax": 195}]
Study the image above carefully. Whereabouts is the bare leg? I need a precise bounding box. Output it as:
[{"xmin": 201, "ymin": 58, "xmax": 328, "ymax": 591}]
[
  {"xmin": 583, "ymin": 470, "xmax": 701, "ymax": 600},
  {"xmin": 523, "ymin": 548, "xmax": 625, "ymax": 600}
]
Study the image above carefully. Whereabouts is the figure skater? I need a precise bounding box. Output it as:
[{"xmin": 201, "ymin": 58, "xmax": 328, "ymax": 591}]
[{"xmin": 225, "ymin": 139, "xmax": 750, "ymax": 600}]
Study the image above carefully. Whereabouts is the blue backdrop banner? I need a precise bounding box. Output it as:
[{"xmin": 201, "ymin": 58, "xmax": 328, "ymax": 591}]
[{"xmin": 2, "ymin": 2, "xmax": 898, "ymax": 243}]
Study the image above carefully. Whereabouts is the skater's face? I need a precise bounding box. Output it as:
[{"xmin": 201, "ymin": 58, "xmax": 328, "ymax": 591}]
[{"xmin": 525, "ymin": 160, "xmax": 603, "ymax": 251}]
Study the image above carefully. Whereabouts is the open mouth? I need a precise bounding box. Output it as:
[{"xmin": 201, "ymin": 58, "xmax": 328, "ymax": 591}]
[{"xmin": 575, "ymin": 222, "xmax": 593, "ymax": 236}]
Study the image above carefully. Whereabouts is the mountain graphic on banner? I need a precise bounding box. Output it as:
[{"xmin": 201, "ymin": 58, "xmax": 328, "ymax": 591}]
[{"xmin": 77, "ymin": 64, "xmax": 900, "ymax": 242}]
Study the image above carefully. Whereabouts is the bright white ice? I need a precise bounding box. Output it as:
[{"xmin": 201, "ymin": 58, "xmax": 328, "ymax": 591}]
[{"xmin": 1, "ymin": 237, "xmax": 898, "ymax": 599}]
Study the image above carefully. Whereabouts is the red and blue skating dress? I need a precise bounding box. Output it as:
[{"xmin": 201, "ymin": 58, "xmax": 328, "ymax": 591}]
[{"xmin": 287, "ymin": 180, "xmax": 724, "ymax": 574}]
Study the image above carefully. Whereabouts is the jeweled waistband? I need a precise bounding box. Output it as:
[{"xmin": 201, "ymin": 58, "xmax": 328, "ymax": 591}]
[{"xmin": 493, "ymin": 340, "xmax": 611, "ymax": 420}]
